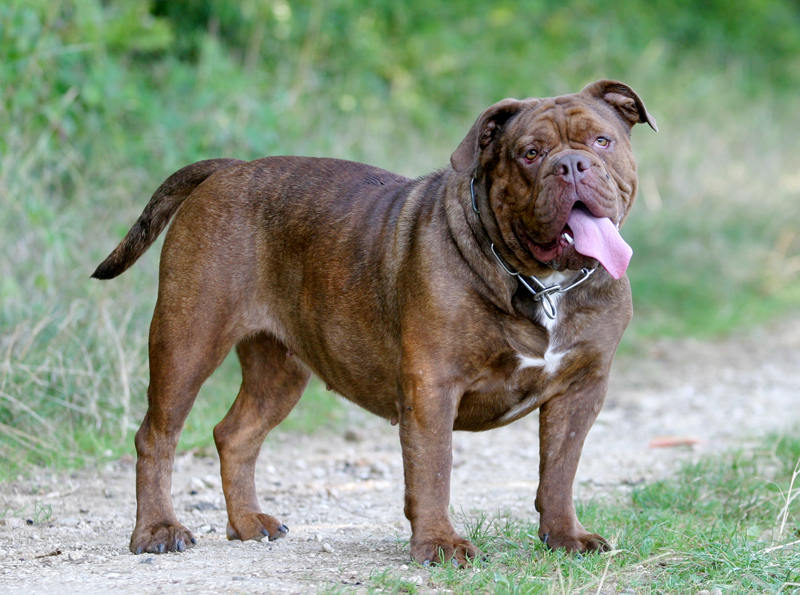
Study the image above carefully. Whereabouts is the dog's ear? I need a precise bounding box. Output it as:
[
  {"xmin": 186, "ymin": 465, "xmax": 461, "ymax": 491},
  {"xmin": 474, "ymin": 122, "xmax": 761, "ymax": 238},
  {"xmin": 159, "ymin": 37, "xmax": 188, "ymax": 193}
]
[
  {"xmin": 450, "ymin": 98, "xmax": 525, "ymax": 173},
  {"xmin": 581, "ymin": 80, "xmax": 658, "ymax": 132}
]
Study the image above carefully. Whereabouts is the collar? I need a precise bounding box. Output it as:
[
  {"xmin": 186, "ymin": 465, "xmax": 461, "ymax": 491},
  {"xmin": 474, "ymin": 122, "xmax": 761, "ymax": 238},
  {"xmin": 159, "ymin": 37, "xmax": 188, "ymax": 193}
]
[
  {"xmin": 491, "ymin": 244, "xmax": 595, "ymax": 319},
  {"xmin": 471, "ymin": 177, "xmax": 595, "ymax": 320}
]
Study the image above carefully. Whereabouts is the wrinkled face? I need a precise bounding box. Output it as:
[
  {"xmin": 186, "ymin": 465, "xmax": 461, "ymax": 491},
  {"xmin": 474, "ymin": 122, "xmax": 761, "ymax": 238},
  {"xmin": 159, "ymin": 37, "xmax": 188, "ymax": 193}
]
[
  {"xmin": 490, "ymin": 97, "xmax": 637, "ymax": 273},
  {"xmin": 452, "ymin": 80, "xmax": 656, "ymax": 278}
]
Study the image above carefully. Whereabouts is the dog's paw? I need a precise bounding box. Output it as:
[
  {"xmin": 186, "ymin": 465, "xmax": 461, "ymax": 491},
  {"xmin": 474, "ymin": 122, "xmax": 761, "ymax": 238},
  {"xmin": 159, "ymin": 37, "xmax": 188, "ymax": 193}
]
[
  {"xmin": 540, "ymin": 530, "xmax": 610, "ymax": 553},
  {"xmin": 410, "ymin": 535, "xmax": 480, "ymax": 567},
  {"xmin": 226, "ymin": 512, "xmax": 289, "ymax": 542},
  {"xmin": 130, "ymin": 521, "xmax": 196, "ymax": 554}
]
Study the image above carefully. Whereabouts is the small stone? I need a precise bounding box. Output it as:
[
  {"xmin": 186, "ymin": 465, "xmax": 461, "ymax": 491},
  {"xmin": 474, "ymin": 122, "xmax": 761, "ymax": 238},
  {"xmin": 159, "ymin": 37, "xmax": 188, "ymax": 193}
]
[
  {"xmin": 188, "ymin": 477, "xmax": 205, "ymax": 492},
  {"xmin": 184, "ymin": 501, "xmax": 217, "ymax": 512},
  {"xmin": 321, "ymin": 542, "xmax": 334, "ymax": 553},
  {"xmin": 344, "ymin": 429, "xmax": 363, "ymax": 443},
  {"xmin": 59, "ymin": 517, "xmax": 78, "ymax": 526},
  {"xmin": 370, "ymin": 461, "xmax": 390, "ymax": 477},
  {"xmin": 201, "ymin": 475, "xmax": 220, "ymax": 488}
]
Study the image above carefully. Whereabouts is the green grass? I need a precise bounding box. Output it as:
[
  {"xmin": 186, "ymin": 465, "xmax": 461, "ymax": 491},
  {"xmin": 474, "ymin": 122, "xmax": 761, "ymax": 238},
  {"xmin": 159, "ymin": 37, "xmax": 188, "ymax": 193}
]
[
  {"xmin": 2, "ymin": 0, "xmax": 800, "ymax": 473},
  {"xmin": 350, "ymin": 435, "xmax": 800, "ymax": 594},
  {"xmin": 0, "ymin": 306, "xmax": 348, "ymax": 476}
]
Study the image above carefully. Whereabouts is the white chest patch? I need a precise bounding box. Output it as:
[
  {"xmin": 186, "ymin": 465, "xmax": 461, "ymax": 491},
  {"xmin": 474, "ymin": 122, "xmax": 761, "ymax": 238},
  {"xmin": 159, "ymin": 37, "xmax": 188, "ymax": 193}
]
[
  {"xmin": 532, "ymin": 271, "xmax": 569, "ymax": 333},
  {"xmin": 517, "ymin": 347, "xmax": 567, "ymax": 376}
]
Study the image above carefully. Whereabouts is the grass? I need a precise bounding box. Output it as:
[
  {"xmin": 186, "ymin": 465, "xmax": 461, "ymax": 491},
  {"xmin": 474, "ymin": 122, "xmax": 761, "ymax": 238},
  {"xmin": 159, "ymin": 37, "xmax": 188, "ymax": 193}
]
[
  {"xmin": 2, "ymin": 0, "xmax": 800, "ymax": 474},
  {"xmin": 0, "ymin": 305, "xmax": 348, "ymax": 476},
  {"xmin": 346, "ymin": 434, "xmax": 800, "ymax": 594}
]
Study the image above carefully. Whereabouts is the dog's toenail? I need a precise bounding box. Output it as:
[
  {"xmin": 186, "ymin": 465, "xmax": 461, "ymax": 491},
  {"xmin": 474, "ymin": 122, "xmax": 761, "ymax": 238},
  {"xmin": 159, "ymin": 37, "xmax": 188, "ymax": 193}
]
[
  {"xmin": 135, "ymin": 547, "xmax": 143, "ymax": 555},
  {"xmin": 452, "ymin": 559, "xmax": 459, "ymax": 567},
  {"xmin": 190, "ymin": 537, "xmax": 197, "ymax": 545},
  {"xmin": 176, "ymin": 539, "xmax": 185, "ymax": 552},
  {"xmin": 157, "ymin": 543, "xmax": 165, "ymax": 554},
  {"xmin": 542, "ymin": 533, "xmax": 549, "ymax": 544},
  {"xmin": 278, "ymin": 524, "xmax": 289, "ymax": 534},
  {"xmin": 422, "ymin": 559, "xmax": 430, "ymax": 567}
]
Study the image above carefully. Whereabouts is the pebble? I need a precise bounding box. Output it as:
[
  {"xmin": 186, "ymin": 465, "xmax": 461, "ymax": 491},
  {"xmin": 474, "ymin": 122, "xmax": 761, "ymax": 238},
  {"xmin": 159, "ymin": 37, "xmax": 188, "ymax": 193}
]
[
  {"xmin": 188, "ymin": 477, "xmax": 205, "ymax": 492},
  {"xmin": 344, "ymin": 429, "xmax": 364, "ymax": 442}
]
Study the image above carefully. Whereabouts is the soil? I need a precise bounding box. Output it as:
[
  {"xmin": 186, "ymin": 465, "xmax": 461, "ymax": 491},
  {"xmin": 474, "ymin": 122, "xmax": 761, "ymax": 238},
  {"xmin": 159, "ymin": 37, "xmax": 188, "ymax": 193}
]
[{"xmin": 2, "ymin": 317, "xmax": 799, "ymax": 594}]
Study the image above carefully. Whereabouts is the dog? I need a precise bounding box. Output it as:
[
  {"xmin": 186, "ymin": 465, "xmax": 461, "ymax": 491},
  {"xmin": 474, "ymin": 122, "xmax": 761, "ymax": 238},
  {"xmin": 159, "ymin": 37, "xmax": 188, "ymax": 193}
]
[{"xmin": 93, "ymin": 80, "xmax": 656, "ymax": 565}]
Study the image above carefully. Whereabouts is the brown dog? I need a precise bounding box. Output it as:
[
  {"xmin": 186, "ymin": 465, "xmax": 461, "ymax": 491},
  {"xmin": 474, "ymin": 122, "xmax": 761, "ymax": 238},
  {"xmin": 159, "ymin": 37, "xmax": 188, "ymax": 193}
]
[{"xmin": 93, "ymin": 80, "xmax": 656, "ymax": 565}]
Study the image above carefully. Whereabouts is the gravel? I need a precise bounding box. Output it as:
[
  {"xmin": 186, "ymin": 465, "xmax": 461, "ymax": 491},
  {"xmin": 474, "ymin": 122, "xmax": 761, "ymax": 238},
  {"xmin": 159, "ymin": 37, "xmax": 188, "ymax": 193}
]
[{"xmin": 2, "ymin": 317, "xmax": 799, "ymax": 594}]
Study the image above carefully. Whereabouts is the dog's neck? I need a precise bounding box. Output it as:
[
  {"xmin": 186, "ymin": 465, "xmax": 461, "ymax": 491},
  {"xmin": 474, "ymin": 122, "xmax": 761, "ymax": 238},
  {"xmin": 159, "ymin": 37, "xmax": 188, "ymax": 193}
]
[{"xmin": 470, "ymin": 177, "xmax": 595, "ymax": 320}]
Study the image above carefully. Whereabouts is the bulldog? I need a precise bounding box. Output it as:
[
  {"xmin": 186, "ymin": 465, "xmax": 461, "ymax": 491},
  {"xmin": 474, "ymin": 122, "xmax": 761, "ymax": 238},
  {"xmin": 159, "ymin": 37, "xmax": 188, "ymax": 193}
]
[{"xmin": 93, "ymin": 80, "xmax": 656, "ymax": 565}]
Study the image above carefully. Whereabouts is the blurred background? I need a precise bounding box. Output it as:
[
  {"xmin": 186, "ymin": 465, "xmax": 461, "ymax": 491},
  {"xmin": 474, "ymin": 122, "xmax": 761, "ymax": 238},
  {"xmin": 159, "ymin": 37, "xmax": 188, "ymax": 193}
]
[{"xmin": 2, "ymin": 0, "xmax": 799, "ymax": 474}]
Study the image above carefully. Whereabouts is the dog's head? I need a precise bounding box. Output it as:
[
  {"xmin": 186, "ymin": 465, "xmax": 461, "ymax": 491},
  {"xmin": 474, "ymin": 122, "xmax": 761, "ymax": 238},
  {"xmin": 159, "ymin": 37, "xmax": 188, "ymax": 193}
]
[{"xmin": 451, "ymin": 80, "xmax": 657, "ymax": 279}]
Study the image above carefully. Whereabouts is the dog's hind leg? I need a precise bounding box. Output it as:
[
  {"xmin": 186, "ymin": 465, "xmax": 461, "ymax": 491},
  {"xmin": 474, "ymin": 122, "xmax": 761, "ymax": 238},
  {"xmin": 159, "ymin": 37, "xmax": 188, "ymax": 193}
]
[
  {"xmin": 130, "ymin": 302, "xmax": 238, "ymax": 555},
  {"xmin": 214, "ymin": 333, "xmax": 310, "ymax": 542}
]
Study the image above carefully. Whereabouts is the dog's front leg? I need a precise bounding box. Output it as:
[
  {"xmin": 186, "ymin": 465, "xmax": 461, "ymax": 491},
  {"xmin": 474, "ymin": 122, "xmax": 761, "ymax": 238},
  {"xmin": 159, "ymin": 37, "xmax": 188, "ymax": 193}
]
[
  {"xmin": 398, "ymin": 373, "xmax": 479, "ymax": 566},
  {"xmin": 535, "ymin": 379, "xmax": 610, "ymax": 553}
]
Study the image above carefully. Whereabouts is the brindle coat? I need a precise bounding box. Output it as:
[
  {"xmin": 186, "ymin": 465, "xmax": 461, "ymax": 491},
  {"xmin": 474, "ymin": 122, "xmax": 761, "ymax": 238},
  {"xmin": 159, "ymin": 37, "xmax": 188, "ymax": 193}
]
[{"xmin": 93, "ymin": 80, "xmax": 656, "ymax": 565}]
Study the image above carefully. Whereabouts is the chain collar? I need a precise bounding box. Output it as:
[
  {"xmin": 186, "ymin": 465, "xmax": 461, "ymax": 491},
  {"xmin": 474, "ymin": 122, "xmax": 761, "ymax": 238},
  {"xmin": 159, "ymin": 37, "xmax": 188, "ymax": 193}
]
[
  {"xmin": 471, "ymin": 178, "xmax": 595, "ymax": 320},
  {"xmin": 490, "ymin": 244, "xmax": 595, "ymax": 319}
]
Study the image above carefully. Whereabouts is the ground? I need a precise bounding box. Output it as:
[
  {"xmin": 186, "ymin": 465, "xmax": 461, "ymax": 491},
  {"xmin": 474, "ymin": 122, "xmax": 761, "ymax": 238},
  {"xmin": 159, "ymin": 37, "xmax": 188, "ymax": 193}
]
[{"xmin": 1, "ymin": 317, "xmax": 799, "ymax": 594}]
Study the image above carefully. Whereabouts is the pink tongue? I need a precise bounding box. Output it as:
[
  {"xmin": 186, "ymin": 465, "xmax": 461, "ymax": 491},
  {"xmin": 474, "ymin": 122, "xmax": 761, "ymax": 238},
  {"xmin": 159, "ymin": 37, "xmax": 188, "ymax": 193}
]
[{"xmin": 566, "ymin": 208, "xmax": 632, "ymax": 279}]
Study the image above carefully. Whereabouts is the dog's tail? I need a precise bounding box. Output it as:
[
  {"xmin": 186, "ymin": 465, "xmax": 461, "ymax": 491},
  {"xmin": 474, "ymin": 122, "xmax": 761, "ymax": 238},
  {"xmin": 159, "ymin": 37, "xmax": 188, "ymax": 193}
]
[{"xmin": 91, "ymin": 158, "xmax": 244, "ymax": 280}]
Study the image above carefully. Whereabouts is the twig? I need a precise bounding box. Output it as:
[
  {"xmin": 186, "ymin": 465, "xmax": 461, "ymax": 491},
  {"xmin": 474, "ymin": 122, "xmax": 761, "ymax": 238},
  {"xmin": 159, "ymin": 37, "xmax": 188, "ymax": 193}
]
[
  {"xmin": 777, "ymin": 456, "xmax": 800, "ymax": 539},
  {"xmin": 762, "ymin": 539, "xmax": 800, "ymax": 554},
  {"xmin": 34, "ymin": 549, "xmax": 62, "ymax": 559}
]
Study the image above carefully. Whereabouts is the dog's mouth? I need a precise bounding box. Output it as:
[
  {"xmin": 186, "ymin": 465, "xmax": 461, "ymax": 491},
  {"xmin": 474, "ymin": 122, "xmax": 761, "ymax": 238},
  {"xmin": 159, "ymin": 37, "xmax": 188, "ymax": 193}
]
[
  {"xmin": 517, "ymin": 204, "xmax": 633, "ymax": 279},
  {"xmin": 518, "ymin": 224, "xmax": 574, "ymax": 265}
]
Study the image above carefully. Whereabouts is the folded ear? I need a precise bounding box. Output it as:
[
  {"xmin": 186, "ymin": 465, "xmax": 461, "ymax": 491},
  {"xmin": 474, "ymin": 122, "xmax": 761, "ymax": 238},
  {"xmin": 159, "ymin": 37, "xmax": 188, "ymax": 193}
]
[
  {"xmin": 450, "ymin": 98, "xmax": 526, "ymax": 173},
  {"xmin": 581, "ymin": 80, "xmax": 658, "ymax": 132}
]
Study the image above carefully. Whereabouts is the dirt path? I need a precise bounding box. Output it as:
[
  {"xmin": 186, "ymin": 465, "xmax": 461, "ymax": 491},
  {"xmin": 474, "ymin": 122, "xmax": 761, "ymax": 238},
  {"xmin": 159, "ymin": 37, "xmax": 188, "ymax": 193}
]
[{"xmin": 2, "ymin": 318, "xmax": 799, "ymax": 594}]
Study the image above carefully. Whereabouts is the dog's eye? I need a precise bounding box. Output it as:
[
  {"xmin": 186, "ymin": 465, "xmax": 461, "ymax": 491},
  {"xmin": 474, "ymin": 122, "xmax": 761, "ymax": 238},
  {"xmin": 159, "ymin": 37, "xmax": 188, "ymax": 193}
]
[
  {"xmin": 524, "ymin": 149, "xmax": 538, "ymax": 161},
  {"xmin": 595, "ymin": 137, "xmax": 610, "ymax": 147}
]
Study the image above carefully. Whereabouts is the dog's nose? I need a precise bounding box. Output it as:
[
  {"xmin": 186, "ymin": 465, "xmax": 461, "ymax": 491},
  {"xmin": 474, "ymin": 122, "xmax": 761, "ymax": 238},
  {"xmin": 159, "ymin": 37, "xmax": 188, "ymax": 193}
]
[{"xmin": 554, "ymin": 154, "xmax": 591, "ymax": 182}]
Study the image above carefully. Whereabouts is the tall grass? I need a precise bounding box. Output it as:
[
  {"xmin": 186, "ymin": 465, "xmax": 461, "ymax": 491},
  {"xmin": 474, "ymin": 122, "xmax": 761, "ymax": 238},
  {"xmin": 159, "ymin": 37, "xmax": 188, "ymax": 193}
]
[{"xmin": 2, "ymin": 0, "xmax": 799, "ymax": 474}]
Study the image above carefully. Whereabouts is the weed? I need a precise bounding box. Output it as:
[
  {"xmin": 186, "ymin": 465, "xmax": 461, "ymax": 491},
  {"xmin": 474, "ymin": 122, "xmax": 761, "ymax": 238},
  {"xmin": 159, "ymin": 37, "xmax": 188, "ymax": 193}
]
[{"xmin": 32, "ymin": 501, "xmax": 53, "ymax": 524}]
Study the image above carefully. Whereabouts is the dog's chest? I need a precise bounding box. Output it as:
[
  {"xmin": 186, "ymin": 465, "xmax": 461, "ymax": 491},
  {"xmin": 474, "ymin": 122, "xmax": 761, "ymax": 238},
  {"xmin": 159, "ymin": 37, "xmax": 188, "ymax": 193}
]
[{"xmin": 455, "ymin": 313, "xmax": 583, "ymax": 430}]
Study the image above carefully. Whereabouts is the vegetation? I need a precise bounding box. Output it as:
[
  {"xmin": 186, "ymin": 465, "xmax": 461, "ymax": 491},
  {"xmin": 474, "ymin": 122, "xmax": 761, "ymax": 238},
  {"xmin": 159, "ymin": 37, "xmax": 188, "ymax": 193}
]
[
  {"xmin": 357, "ymin": 434, "xmax": 800, "ymax": 594},
  {"xmin": 2, "ymin": 0, "xmax": 799, "ymax": 472}
]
